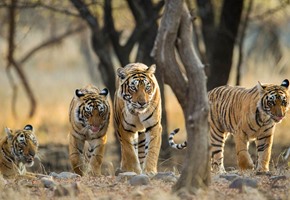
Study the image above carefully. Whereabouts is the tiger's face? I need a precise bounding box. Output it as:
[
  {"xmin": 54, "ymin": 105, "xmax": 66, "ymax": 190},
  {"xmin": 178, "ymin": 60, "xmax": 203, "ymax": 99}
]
[
  {"xmin": 5, "ymin": 125, "xmax": 38, "ymax": 167},
  {"xmin": 258, "ymin": 79, "xmax": 290, "ymax": 123},
  {"xmin": 75, "ymin": 88, "xmax": 110, "ymax": 132},
  {"xmin": 117, "ymin": 63, "xmax": 157, "ymax": 114}
]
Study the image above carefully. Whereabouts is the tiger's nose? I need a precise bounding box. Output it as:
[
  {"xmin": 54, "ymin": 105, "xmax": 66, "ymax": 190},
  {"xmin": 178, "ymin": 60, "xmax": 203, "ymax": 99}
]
[
  {"xmin": 138, "ymin": 101, "xmax": 146, "ymax": 107},
  {"xmin": 29, "ymin": 149, "xmax": 35, "ymax": 157}
]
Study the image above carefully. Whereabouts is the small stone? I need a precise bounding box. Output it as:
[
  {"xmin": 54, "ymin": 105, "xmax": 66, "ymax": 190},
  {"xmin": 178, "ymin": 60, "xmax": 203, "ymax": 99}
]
[
  {"xmin": 229, "ymin": 177, "xmax": 258, "ymax": 190},
  {"xmin": 49, "ymin": 172, "xmax": 80, "ymax": 179},
  {"xmin": 129, "ymin": 174, "xmax": 150, "ymax": 186},
  {"xmin": 220, "ymin": 174, "xmax": 240, "ymax": 181},
  {"xmin": 41, "ymin": 177, "xmax": 56, "ymax": 189},
  {"xmin": 116, "ymin": 172, "xmax": 137, "ymax": 182},
  {"xmin": 152, "ymin": 172, "xmax": 178, "ymax": 183},
  {"xmin": 269, "ymin": 175, "xmax": 286, "ymax": 182}
]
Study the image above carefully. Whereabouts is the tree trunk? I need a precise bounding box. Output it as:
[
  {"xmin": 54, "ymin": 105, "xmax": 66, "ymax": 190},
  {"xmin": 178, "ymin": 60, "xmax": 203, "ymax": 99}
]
[
  {"xmin": 152, "ymin": 0, "xmax": 210, "ymax": 194},
  {"xmin": 206, "ymin": 0, "xmax": 244, "ymax": 90}
]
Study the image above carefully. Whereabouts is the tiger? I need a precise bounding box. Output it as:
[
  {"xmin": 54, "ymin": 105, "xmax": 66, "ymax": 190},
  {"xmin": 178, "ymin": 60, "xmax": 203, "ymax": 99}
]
[
  {"xmin": 69, "ymin": 84, "xmax": 110, "ymax": 176},
  {"xmin": 0, "ymin": 124, "xmax": 38, "ymax": 179},
  {"xmin": 114, "ymin": 63, "xmax": 162, "ymax": 174},
  {"xmin": 169, "ymin": 79, "xmax": 290, "ymax": 173}
]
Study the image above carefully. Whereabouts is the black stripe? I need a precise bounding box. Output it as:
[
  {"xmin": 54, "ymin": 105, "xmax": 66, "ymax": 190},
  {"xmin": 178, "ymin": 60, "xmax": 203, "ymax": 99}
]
[
  {"xmin": 263, "ymin": 125, "xmax": 274, "ymax": 133},
  {"xmin": 211, "ymin": 143, "xmax": 222, "ymax": 148},
  {"xmin": 142, "ymin": 106, "xmax": 157, "ymax": 122},
  {"xmin": 255, "ymin": 108, "xmax": 262, "ymax": 127},
  {"xmin": 124, "ymin": 119, "xmax": 136, "ymax": 128},
  {"xmin": 138, "ymin": 139, "xmax": 146, "ymax": 145},
  {"xmin": 257, "ymin": 134, "xmax": 272, "ymax": 140},
  {"xmin": 211, "ymin": 150, "xmax": 222, "ymax": 157},
  {"xmin": 1, "ymin": 162, "xmax": 12, "ymax": 169},
  {"xmin": 121, "ymin": 123, "xmax": 135, "ymax": 133},
  {"xmin": 211, "ymin": 133, "xmax": 223, "ymax": 144},
  {"xmin": 247, "ymin": 121, "xmax": 257, "ymax": 132},
  {"xmin": 145, "ymin": 122, "xmax": 159, "ymax": 132}
]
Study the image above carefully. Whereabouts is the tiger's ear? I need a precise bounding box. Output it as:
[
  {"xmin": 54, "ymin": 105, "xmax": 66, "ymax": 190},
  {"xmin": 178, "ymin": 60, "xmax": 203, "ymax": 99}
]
[
  {"xmin": 117, "ymin": 68, "xmax": 126, "ymax": 80},
  {"xmin": 24, "ymin": 124, "xmax": 33, "ymax": 131},
  {"xmin": 4, "ymin": 127, "xmax": 13, "ymax": 141},
  {"xmin": 75, "ymin": 89, "xmax": 85, "ymax": 98},
  {"xmin": 281, "ymin": 79, "xmax": 289, "ymax": 89},
  {"xmin": 257, "ymin": 81, "xmax": 266, "ymax": 92},
  {"xmin": 99, "ymin": 88, "xmax": 109, "ymax": 97},
  {"xmin": 146, "ymin": 64, "xmax": 156, "ymax": 74}
]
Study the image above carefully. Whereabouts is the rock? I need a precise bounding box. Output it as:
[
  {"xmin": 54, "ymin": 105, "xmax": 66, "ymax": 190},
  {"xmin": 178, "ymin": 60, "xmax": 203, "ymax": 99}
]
[
  {"xmin": 116, "ymin": 172, "xmax": 137, "ymax": 182},
  {"xmin": 41, "ymin": 177, "xmax": 56, "ymax": 189},
  {"xmin": 229, "ymin": 177, "xmax": 258, "ymax": 190},
  {"xmin": 129, "ymin": 174, "xmax": 150, "ymax": 186},
  {"xmin": 220, "ymin": 174, "xmax": 240, "ymax": 181},
  {"xmin": 269, "ymin": 175, "xmax": 287, "ymax": 182},
  {"xmin": 49, "ymin": 172, "xmax": 80, "ymax": 179},
  {"xmin": 152, "ymin": 172, "xmax": 178, "ymax": 183}
]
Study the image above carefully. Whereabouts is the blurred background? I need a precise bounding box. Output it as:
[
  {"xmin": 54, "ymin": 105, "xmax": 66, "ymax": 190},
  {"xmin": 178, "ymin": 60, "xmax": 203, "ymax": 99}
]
[{"xmin": 0, "ymin": 0, "xmax": 290, "ymax": 173}]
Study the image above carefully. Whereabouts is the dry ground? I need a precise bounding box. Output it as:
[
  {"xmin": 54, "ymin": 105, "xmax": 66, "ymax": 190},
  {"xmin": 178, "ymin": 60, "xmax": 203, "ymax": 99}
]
[{"xmin": 0, "ymin": 169, "xmax": 289, "ymax": 200}]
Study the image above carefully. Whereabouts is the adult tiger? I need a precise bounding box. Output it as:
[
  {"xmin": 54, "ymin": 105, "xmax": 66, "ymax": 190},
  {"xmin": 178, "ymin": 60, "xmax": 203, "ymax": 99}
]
[
  {"xmin": 0, "ymin": 125, "xmax": 38, "ymax": 179},
  {"xmin": 114, "ymin": 63, "xmax": 162, "ymax": 174},
  {"xmin": 169, "ymin": 79, "xmax": 290, "ymax": 173},
  {"xmin": 69, "ymin": 84, "xmax": 110, "ymax": 176}
]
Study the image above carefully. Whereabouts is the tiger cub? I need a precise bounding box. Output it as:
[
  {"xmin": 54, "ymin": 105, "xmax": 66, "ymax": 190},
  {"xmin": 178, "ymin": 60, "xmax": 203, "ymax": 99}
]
[
  {"xmin": 0, "ymin": 125, "xmax": 38, "ymax": 179},
  {"xmin": 114, "ymin": 63, "xmax": 162, "ymax": 174},
  {"xmin": 69, "ymin": 84, "xmax": 110, "ymax": 176},
  {"xmin": 169, "ymin": 79, "xmax": 290, "ymax": 173}
]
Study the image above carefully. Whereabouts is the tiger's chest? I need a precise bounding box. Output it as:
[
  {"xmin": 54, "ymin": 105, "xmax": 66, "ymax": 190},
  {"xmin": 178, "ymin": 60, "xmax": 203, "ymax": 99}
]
[{"xmin": 122, "ymin": 107, "xmax": 159, "ymax": 132}]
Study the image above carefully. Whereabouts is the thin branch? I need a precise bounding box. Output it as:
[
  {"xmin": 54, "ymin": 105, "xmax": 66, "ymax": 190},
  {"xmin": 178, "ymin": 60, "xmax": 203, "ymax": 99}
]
[
  {"xmin": 251, "ymin": 1, "xmax": 289, "ymax": 21},
  {"xmin": 6, "ymin": 0, "xmax": 18, "ymax": 118},
  {"xmin": 20, "ymin": 24, "xmax": 86, "ymax": 64},
  {"xmin": 236, "ymin": 0, "xmax": 253, "ymax": 85}
]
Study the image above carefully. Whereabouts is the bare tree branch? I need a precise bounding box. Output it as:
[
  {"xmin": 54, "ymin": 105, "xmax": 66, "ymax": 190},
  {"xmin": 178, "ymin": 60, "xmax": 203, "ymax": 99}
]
[
  {"xmin": 6, "ymin": 0, "xmax": 36, "ymax": 118},
  {"xmin": 71, "ymin": 0, "xmax": 116, "ymax": 99},
  {"xmin": 151, "ymin": 0, "xmax": 187, "ymax": 108},
  {"xmin": 236, "ymin": 0, "xmax": 253, "ymax": 85},
  {"xmin": 20, "ymin": 24, "xmax": 86, "ymax": 64}
]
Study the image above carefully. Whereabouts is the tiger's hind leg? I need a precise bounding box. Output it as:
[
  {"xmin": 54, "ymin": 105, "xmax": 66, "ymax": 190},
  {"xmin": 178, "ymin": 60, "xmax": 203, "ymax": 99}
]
[
  {"xmin": 210, "ymin": 128, "xmax": 228, "ymax": 173},
  {"xmin": 234, "ymin": 132, "xmax": 254, "ymax": 170},
  {"xmin": 69, "ymin": 134, "xmax": 86, "ymax": 176}
]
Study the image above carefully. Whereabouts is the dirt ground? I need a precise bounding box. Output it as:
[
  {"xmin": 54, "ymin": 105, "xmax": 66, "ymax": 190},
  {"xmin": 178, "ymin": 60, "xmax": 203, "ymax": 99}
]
[{"xmin": 1, "ymin": 169, "xmax": 289, "ymax": 200}]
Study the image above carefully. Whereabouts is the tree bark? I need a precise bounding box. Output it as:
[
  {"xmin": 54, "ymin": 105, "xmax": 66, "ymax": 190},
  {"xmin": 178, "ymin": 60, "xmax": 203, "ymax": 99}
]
[
  {"xmin": 152, "ymin": 0, "xmax": 210, "ymax": 194},
  {"xmin": 206, "ymin": 0, "xmax": 244, "ymax": 90}
]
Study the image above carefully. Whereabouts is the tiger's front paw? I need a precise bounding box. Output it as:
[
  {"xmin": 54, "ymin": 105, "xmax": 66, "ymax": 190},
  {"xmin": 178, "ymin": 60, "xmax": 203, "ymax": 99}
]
[{"xmin": 237, "ymin": 151, "xmax": 254, "ymax": 170}]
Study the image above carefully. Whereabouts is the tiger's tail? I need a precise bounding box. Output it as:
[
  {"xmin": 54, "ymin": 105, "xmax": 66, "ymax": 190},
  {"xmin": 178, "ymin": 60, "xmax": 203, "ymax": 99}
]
[{"xmin": 168, "ymin": 128, "xmax": 187, "ymax": 150}]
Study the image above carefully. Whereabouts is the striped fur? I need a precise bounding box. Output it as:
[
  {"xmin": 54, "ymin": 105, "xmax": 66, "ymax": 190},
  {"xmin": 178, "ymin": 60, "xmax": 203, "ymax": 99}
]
[
  {"xmin": 69, "ymin": 84, "xmax": 110, "ymax": 176},
  {"xmin": 0, "ymin": 125, "xmax": 38, "ymax": 178},
  {"xmin": 169, "ymin": 79, "xmax": 290, "ymax": 173},
  {"xmin": 114, "ymin": 63, "xmax": 162, "ymax": 174}
]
